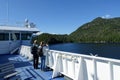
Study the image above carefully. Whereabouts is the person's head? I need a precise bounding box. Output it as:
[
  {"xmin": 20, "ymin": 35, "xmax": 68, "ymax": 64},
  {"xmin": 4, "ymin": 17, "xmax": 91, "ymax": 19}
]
[
  {"xmin": 34, "ymin": 40, "xmax": 37, "ymax": 44},
  {"xmin": 40, "ymin": 41, "xmax": 44, "ymax": 46},
  {"xmin": 45, "ymin": 43, "xmax": 48, "ymax": 46}
]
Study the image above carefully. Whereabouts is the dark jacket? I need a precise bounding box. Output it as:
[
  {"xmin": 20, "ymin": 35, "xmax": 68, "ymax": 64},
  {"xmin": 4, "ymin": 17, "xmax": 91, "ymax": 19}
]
[{"xmin": 31, "ymin": 44, "xmax": 38, "ymax": 55}]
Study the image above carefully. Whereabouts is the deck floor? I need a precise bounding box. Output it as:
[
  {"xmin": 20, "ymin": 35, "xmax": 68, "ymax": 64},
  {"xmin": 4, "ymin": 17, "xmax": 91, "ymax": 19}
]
[{"xmin": 0, "ymin": 54, "xmax": 64, "ymax": 80}]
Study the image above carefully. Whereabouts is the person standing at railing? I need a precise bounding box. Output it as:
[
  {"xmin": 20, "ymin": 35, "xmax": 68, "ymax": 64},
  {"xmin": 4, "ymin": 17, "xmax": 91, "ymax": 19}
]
[
  {"xmin": 44, "ymin": 43, "xmax": 49, "ymax": 69},
  {"xmin": 31, "ymin": 40, "xmax": 39, "ymax": 69},
  {"xmin": 38, "ymin": 41, "xmax": 48, "ymax": 71}
]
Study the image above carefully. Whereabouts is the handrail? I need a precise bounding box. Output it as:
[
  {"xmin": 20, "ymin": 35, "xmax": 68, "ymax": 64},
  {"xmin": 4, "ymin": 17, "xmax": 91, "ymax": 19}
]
[
  {"xmin": 50, "ymin": 49, "xmax": 120, "ymax": 63},
  {"xmin": 19, "ymin": 45, "xmax": 120, "ymax": 80},
  {"xmin": 48, "ymin": 50, "xmax": 120, "ymax": 80}
]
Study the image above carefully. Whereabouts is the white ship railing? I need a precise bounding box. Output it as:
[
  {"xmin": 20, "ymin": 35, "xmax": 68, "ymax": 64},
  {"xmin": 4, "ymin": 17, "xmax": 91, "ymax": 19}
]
[
  {"xmin": 19, "ymin": 45, "xmax": 120, "ymax": 80},
  {"xmin": 19, "ymin": 45, "xmax": 33, "ymax": 60}
]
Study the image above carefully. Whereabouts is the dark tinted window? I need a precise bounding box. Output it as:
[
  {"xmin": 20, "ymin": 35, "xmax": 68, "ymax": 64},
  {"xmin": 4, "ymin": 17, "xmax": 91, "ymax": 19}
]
[
  {"xmin": 21, "ymin": 33, "xmax": 32, "ymax": 40},
  {"xmin": 15, "ymin": 33, "xmax": 20, "ymax": 40},
  {"xmin": 0, "ymin": 33, "xmax": 9, "ymax": 40}
]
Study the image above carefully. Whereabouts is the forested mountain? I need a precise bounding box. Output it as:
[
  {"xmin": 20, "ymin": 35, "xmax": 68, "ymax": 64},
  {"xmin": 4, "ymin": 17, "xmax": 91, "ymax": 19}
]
[
  {"xmin": 69, "ymin": 17, "xmax": 120, "ymax": 43},
  {"xmin": 34, "ymin": 17, "xmax": 120, "ymax": 44},
  {"xmin": 33, "ymin": 33, "xmax": 71, "ymax": 44}
]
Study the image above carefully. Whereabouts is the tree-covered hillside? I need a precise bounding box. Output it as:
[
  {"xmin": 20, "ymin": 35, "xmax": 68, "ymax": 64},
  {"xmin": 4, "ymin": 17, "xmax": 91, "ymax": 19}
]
[
  {"xmin": 33, "ymin": 17, "xmax": 120, "ymax": 44},
  {"xmin": 69, "ymin": 17, "xmax": 120, "ymax": 43},
  {"xmin": 32, "ymin": 33, "xmax": 71, "ymax": 44}
]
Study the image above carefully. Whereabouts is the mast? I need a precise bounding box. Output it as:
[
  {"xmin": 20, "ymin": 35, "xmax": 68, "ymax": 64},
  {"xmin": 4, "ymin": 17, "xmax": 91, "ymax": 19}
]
[{"xmin": 7, "ymin": 0, "xmax": 9, "ymax": 25}]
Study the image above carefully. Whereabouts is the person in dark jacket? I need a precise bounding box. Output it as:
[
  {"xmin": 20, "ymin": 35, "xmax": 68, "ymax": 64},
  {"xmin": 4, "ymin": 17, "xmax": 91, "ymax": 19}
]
[
  {"xmin": 31, "ymin": 40, "xmax": 39, "ymax": 69},
  {"xmin": 38, "ymin": 41, "xmax": 46, "ymax": 71}
]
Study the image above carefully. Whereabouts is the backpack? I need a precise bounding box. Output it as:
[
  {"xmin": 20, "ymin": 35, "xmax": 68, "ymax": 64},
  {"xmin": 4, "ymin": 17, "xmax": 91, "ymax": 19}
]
[
  {"xmin": 37, "ymin": 47, "xmax": 43, "ymax": 57},
  {"xmin": 31, "ymin": 45, "xmax": 38, "ymax": 54}
]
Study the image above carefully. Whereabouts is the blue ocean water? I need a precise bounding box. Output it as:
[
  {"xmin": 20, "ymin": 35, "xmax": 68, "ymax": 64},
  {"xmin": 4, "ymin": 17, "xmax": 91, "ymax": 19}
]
[{"xmin": 49, "ymin": 43, "xmax": 120, "ymax": 59}]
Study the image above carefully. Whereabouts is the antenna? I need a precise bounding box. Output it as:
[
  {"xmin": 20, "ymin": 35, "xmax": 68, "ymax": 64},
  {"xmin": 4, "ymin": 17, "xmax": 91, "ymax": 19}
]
[
  {"xmin": 7, "ymin": 0, "xmax": 9, "ymax": 25},
  {"xmin": 25, "ymin": 18, "xmax": 29, "ymax": 27}
]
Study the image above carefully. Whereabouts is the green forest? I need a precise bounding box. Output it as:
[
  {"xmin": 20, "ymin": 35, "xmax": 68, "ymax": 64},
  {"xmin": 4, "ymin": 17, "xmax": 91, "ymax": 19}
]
[
  {"xmin": 33, "ymin": 17, "xmax": 120, "ymax": 44},
  {"xmin": 32, "ymin": 33, "xmax": 71, "ymax": 44}
]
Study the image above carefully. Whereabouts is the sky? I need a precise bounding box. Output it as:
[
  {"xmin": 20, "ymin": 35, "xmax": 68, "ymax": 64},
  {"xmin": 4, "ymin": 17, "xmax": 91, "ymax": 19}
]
[{"xmin": 0, "ymin": 0, "xmax": 120, "ymax": 34}]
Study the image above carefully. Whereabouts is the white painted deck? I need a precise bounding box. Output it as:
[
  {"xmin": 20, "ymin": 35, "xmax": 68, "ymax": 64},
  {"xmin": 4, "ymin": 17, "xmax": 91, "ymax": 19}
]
[{"xmin": 0, "ymin": 54, "xmax": 64, "ymax": 80}]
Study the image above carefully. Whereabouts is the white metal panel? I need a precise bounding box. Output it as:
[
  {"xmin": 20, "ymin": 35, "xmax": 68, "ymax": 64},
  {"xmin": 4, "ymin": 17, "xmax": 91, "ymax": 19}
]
[
  {"xmin": 113, "ymin": 63, "xmax": 120, "ymax": 80},
  {"xmin": 84, "ymin": 59, "xmax": 94, "ymax": 80},
  {"xmin": 21, "ymin": 40, "xmax": 31, "ymax": 45},
  {"xmin": 0, "ymin": 41, "xmax": 9, "ymax": 54},
  {"xmin": 9, "ymin": 40, "xmax": 21, "ymax": 52},
  {"xmin": 47, "ymin": 51, "xmax": 53, "ymax": 67},
  {"xmin": 62, "ymin": 55, "xmax": 68, "ymax": 74},
  {"xmin": 96, "ymin": 61, "xmax": 110, "ymax": 80},
  {"xmin": 0, "ymin": 26, "xmax": 39, "ymax": 32},
  {"xmin": 67, "ymin": 55, "xmax": 74, "ymax": 77},
  {"xmin": 74, "ymin": 57, "xmax": 80, "ymax": 79}
]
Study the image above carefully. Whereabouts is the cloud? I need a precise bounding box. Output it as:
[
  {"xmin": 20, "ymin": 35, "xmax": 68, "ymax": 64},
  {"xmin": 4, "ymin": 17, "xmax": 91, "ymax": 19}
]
[{"xmin": 102, "ymin": 14, "xmax": 111, "ymax": 19}]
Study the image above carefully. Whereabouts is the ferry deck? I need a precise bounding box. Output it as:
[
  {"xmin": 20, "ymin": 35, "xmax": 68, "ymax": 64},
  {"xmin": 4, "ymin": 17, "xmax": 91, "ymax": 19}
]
[
  {"xmin": 0, "ymin": 54, "xmax": 64, "ymax": 80},
  {"xmin": 1, "ymin": 45, "xmax": 120, "ymax": 80}
]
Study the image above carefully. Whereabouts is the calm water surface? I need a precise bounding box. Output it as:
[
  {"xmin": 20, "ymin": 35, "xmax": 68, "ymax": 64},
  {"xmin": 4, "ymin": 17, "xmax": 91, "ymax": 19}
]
[{"xmin": 49, "ymin": 43, "xmax": 120, "ymax": 59}]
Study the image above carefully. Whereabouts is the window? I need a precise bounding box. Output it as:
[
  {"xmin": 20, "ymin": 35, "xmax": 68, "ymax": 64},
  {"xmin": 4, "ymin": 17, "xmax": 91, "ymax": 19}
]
[
  {"xmin": 0, "ymin": 33, "xmax": 9, "ymax": 40},
  {"xmin": 11, "ymin": 33, "xmax": 20, "ymax": 41},
  {"xmin": 15, "ymin": 33, "xmax": 20, "ymax": 40},
  {"xmin": 21, "ymin": 33, "xmax": 32, "ymax": 40}
]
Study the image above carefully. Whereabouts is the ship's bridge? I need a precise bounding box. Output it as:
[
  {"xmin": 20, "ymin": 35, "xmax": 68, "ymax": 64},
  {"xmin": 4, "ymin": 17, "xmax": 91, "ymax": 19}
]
[{"xmin": 0, "ymin": 25, "xmax": 39, "ymax": 54}]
